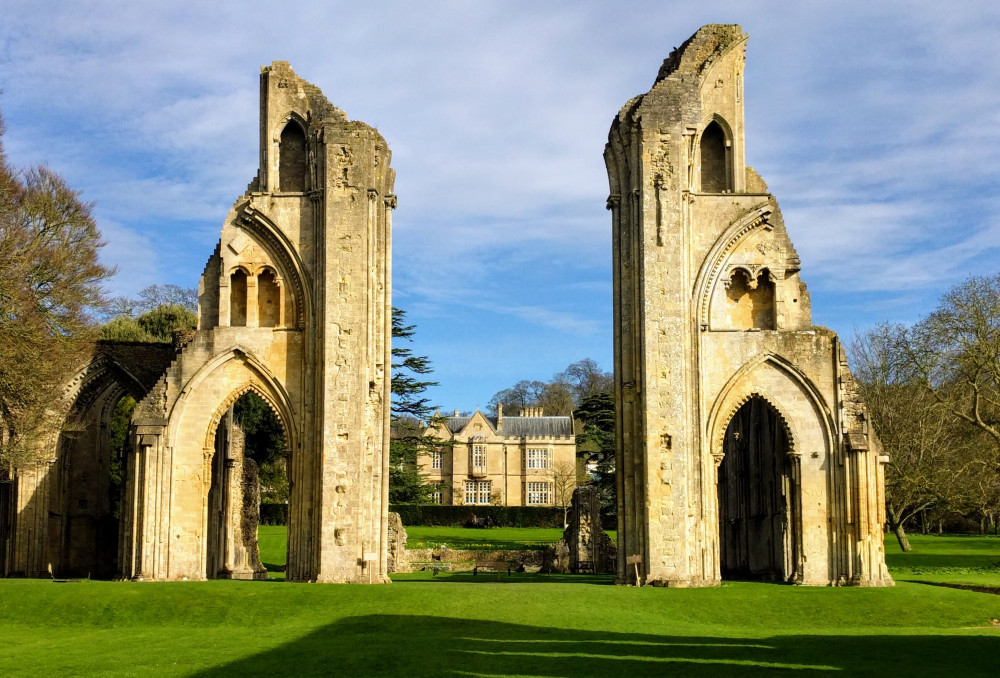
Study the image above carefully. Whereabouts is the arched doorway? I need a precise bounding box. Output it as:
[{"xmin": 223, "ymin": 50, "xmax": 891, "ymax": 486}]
[
  {"xmin": 50, "ymin": 381, "xmax": 137, "ymax": 579},
  {"xmin": 717, "ymin": 396, "xmax": 799, "ymax": 581},
  {"xmin": 205, "ymin": 390, "xmax": 287, "ymax": 580}
]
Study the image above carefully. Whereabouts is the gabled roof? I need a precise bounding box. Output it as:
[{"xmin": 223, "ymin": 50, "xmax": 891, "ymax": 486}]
[{"xmin": 444, "ymin": 412, "xmax": 573, "ymax": 438}]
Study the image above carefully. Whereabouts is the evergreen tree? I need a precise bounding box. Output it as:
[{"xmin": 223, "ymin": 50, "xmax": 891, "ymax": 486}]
[
  {"xmin": 574, "ymin": 391, "xmax": 616, "ymax": 517},
  {"xmin": 390, "ymin": 307, "xmax": 442, "ymax": 504}
]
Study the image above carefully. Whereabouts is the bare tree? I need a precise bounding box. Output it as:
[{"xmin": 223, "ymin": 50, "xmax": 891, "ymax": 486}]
[
  {"xmin": 853, "ymin": 322, "xmax": 994, "ymax": 549},
  {"xmin": 488, "ymin": 358, "xmax": 613, "ymax": 416},
  {"xmin": 551, "ymin": 459, "xmax": 578, "ymax": 528},
  {"xmin": 904, "ymin": 275, "xmax": 1000, "ymax": 455}
]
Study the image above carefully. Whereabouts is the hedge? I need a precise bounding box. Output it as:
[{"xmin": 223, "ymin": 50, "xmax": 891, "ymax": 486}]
[
  {"xmin": 259, "ymin": 503, "xmax": 288, "ymax": 526},
  {"xmin": 256, "ymin": 502, "xmax": 594, "ymax": 529},
  {"xmin": 389, "ymin": 503, "xmax": 565, "ymax": 528}
]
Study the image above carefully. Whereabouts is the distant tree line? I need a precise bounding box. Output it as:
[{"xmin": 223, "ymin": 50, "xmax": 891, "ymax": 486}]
[
  {"xmin": 100, "ymin": 284, "xmax": 197, "ymax": 342},
  {"xmin": 488, "ymin": 359, "xmax": 616, "ymax": 517},
  {"xmin": 851, "ymin": 274, "xmax": 1000, "ymax": 549}
]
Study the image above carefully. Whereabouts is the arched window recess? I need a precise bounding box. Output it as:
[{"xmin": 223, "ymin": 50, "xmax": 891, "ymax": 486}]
[
  {"xmin": 699, "ymin": 118, "xmax": 733, "ymax": 193},
  {"xmin": 278, "ymin": 119, "xmax": 308, "ymax": 193}
]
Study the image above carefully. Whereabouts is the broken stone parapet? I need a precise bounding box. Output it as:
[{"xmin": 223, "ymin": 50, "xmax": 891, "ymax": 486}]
[{"xmin": 554, "ymin": 485, "xmax": 616, "ymax": 574}]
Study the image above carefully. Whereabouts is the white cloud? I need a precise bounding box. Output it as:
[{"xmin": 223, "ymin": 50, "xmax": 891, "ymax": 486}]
[{"xmin": 3, "ymin": 0, "xmax": 1000, "ymax": 404}]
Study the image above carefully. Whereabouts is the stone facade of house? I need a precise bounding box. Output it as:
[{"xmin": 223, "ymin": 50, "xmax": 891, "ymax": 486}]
[
  {"xmin": 421, "ymin": 406, "xmax": 577, "ymax": 508},
  {"xmin": 606, "ymin": 25, "xmax": 892, "ymax": 587}
]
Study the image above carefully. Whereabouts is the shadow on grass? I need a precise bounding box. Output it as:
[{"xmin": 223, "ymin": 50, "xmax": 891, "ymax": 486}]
[
  {"xmin": 192, "ymin": 615, "xmax": 1000, "ymax": 677},
  {"xmin": 899, "ymin": 579, "xmax": 1000, "ymax": 595}
]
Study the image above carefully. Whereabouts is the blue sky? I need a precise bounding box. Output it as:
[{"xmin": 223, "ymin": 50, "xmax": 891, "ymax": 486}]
[{"xmin": 2, "ymin": 1, "xmax": 999, "ymax": 410}]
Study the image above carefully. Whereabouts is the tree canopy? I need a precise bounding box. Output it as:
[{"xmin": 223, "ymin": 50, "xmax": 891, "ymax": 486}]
[
  {"xmin": 0, "ymin": 112, "xmax": 114, "ymax": 470},
  {"xmin": 99, "ymin": 287, "xmax": 197, "ymax": 343},
  {"xmin": 488, "ymin": 358, "xmax": 613, "ymax": 416},
  {"xmin": 851, "ymin": 275, "xmax": 1000, "ymax": 544}
]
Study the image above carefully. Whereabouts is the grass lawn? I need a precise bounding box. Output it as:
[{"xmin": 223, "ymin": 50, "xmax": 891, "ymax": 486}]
[
  {"xmin": 405, "ymin": 525, "xmax": 567, "ymax": 550},
  {"xmin": 258, "ymin": 525, "xmax": 287, "ymax": 580},
  {"xmin": 884, "ymin": 532, "xmax": 1000, "ymax": 588},
  {"xmin": 0, "ymin": 528, "xmax": 997, "ymax": 677}
]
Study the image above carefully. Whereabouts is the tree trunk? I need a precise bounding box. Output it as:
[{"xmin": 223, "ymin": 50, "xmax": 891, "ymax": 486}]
[{"xmin": 892, "ymin": 522, "xmax": 912, "ymax": 552}]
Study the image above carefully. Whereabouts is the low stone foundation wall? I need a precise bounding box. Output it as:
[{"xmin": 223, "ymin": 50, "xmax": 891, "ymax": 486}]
[{"xmin": 401, "ymin": 547, "xmax": 552, "ymax": 573}]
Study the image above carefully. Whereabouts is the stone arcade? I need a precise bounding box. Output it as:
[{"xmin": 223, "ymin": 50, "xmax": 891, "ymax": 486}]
[
  {"xmin": 606, "ymin": 25, "xmax": 892, "ymax": 586},
  {"xmin": 1, "ymin": 62, "xmax": 395, "ymax": 582}
]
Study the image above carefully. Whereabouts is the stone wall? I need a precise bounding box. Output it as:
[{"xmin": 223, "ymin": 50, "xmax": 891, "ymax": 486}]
[
  {"xmin": 7, "ymin": 62, "xmax": 395, "ymax": 584},
  {"xmin": 387, "ymin": 511, "xmax": 407, "ymax": 574}
]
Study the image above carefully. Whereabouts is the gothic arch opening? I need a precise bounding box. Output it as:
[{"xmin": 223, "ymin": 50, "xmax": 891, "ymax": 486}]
[
  {"xmin": 205, "ymin": 390, "xmax": 287, "ymax": 580},
  {"xmin": 279, "ymin": 121, "xmax": 307, "ymax": 192},
  {"xmin": 257, "ymin": 268, "xmax": 280, "ymax": 328},
  {"xmin": 717, "ymin": 396, "xmax": 799, "ymax": 581},
  {"xmin": 700, "ymin": 120, "xmax": 729, "ymax": 193},
  {"xmin": 726, "ymin": 268, "xmax": 775, "ymax": 330},
  {"xmin": 230, "ymin": 269, "xmax": 248, "ymax": 327},
  {"xmin": 49, "ymin": 382, "xmax": 137, "ymax": 579}
]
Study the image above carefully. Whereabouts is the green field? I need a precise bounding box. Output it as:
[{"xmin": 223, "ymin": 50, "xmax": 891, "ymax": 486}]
[
  {"xmin": 885, "ymin": 533, "xmax": 1000, "ymax": 589},
  {"xmin": 0, "ymin": 529, "xmax": 998, "ymax": 676},
  {"xmin": 405, "ymin": 525, "xmax": 568, "ymax": 550}
]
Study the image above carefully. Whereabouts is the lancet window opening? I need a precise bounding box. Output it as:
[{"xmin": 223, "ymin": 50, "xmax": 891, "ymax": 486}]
[
  {"xmin": 700, "ymin": 120, "xmax": 731, "ymax": 193},
  {"xmin": 278, "ymin": 120, "xmax": 307, "ymax": 192}
]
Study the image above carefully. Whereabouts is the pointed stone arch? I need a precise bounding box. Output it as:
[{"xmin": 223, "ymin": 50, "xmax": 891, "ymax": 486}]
[
  {"xmin": 693, "ymin": 203, "xmax": 773, "ymax": 326},
  {"xmin": 706, "ymin": 352, "xmax": 835, "ymax": 459},
  {"xmin": 234, "ymin": 204, "xmax": 312, "ymax": 329},
  {"xmin": 167, "ymin": 345, "xmax": 296, "ymax": 452},
  {"xmin": 202, "ymin": 380, "xmax": 291, "ymax": 453},
  {"xmin": 277, "ymin": 115, "xmax": 308, "ymax": 192},
  {"xmin": 699, "ymin": 116, "xmax": 732, "ymax": 193}
]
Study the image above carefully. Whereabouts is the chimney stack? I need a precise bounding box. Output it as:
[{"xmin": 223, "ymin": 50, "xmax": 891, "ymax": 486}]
[{"xmin": 497, "ymin": 403, "xmax": 503, "ymax": 431}]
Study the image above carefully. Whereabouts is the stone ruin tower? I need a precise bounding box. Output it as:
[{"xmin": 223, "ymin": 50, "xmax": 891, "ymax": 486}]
[
  {"xmin": 1, "ymin": 62, "xmax": 395, "ymax": 583},
  {"xmin": 606, "ymin": 25, "xmax": 892, "ymax": 587},
  {"xmin": 121, "ymin": 61, "xmax": 395, "ymax": 582}
]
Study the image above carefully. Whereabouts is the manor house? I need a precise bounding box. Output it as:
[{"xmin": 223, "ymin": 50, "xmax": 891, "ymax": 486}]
[{"xmin": 420, "ymin": 406, "xmax": 576, "ymax": 507}]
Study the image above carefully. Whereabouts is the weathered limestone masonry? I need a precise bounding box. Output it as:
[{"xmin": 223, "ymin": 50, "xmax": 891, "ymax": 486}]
[
  {"xmin": 121, "ymin": 61, "xmax": 394, "ymax": 583},
  {"xmin": 606, "ymin": 25, "xmax": 892, "ymax": 587},
  {"xmin": 554, "ymin": 486, "xmax": 617, "ymax": 574},
  {"xmin": 3, "ymin": 62, "xmax": 395, "ymax": 583},
  {"xmin": 2, "ymin": 341, "xmax": 175, "ymax": 579}
]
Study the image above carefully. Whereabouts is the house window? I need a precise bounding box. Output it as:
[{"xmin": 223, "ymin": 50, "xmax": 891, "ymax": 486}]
[
  {"xmin": 526, "ymin": 448, "xmax": 550, "ymax": 469},
  {"xmin": 431, "ymin": 448, "xmax": 442, "ymax": 470},
  {"xmin": 472, "ymin": 444, "xmax": 487, "ymax": 470},
  {"xmin": 465, "ymin": 480, "xmax": 491, "ymax": 505},
  {"xmin": 526, "ymin": 482, "xmax": 550, "ymax": 505},
  {"xmin": 432, "ymin": 490, "xmax": 442, "ymax": 505}
]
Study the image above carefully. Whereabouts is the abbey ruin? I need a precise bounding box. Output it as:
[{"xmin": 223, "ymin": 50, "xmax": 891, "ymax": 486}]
[
  {"xmin": 1, "ymin": 62, "xmax": 395, "ymax": 583},
  {"xmin": 607, "ymin": 25, "xmax": 891, "ymax": 586},
  {"xmin": 0, "ymin": 25, "xmax": 892, "ymax": 586}
]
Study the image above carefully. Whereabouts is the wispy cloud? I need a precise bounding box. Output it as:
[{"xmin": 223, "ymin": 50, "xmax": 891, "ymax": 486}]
[{"xmin": 2, "ymin": 0, "xmax": 999, "ymax": 405}]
